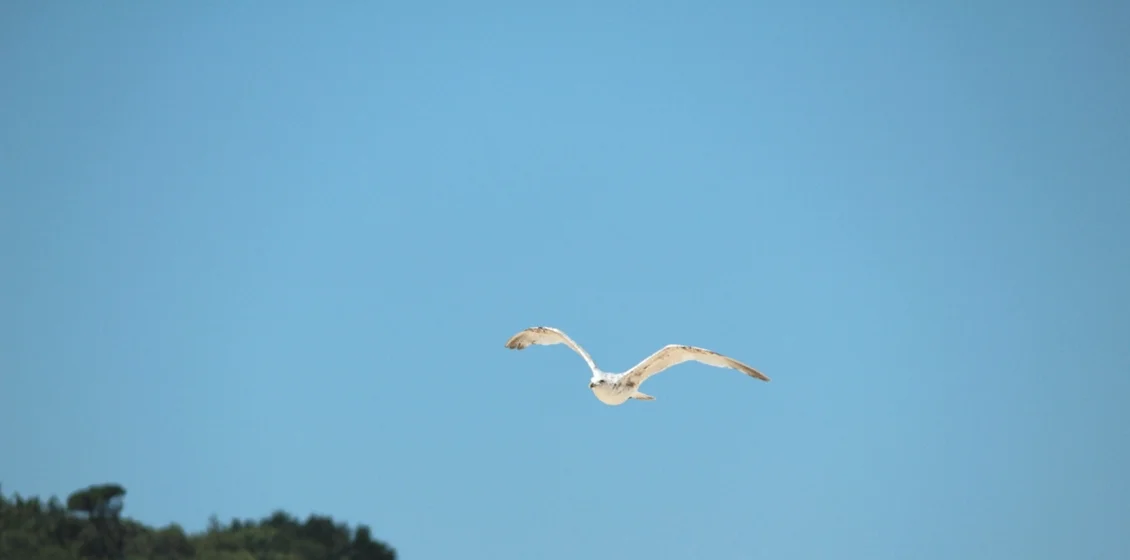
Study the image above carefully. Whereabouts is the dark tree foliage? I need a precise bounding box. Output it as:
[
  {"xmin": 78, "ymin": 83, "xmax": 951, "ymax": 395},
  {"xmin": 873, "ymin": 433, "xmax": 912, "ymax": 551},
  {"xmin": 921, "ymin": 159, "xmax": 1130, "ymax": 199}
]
[{"xmin": 0, "ymin": 483, "xmax": 396, "ymax": 560}]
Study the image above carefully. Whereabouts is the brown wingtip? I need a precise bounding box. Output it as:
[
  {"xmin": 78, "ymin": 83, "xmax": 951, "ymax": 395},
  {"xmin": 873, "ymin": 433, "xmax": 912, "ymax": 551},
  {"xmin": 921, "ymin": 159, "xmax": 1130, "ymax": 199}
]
[{"xmin": 746, "ymin": 366, "xmax": 771, "ymax": 382}]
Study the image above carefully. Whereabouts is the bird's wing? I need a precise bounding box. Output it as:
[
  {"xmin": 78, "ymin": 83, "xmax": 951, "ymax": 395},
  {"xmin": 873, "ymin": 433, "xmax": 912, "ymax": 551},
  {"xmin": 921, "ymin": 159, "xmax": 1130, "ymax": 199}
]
[
  {"xmin": 622, "ymin": 344, "xmax": 770, "ymax": 385},
  {"xmin": 504, "ymin": 326, "xmax": 599, "ymax": 374}
]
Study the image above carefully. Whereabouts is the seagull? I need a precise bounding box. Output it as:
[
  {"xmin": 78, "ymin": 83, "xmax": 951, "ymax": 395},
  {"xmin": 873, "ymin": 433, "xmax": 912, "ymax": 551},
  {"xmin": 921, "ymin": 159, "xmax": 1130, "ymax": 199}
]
[{"xmin": 504, "ymin": 326, "xmax": 770, "ymax": 406}]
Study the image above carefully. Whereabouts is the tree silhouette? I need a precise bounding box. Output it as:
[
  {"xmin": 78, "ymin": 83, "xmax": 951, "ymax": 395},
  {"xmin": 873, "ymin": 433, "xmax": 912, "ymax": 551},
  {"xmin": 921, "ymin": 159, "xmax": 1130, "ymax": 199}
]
[
  {"xmin": 0, "ymin": 483, "xmax": 396, "ymax": 560},
  {"xmin": 66, "ymin": 484, "xmax": 126, "ymax": 519}
]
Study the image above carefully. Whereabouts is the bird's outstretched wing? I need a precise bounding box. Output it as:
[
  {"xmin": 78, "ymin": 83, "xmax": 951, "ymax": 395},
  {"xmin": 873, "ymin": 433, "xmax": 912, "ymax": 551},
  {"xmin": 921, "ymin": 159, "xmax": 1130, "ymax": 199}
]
[
  {"xmin": 504, "ymin": 326, "xmax": 599, "ymax": 374},
  {"xmin": 622, "ymin": 344, "xmax": 770, "ymax": 385}
]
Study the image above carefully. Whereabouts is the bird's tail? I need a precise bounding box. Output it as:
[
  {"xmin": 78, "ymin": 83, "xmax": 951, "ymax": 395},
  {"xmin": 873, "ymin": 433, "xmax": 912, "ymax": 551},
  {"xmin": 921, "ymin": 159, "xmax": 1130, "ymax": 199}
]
[{"xmin": 630, "ymin": 392, "xmax": 655, "ymax": 401}]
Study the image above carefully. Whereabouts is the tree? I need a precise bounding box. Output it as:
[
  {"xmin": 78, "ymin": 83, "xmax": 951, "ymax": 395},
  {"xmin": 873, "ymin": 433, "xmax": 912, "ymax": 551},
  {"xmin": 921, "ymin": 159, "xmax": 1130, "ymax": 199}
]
[
  {"xmin": 0, "ymin": 483, "xmax": 397, "ymax": 560},
  {"xmin": 61, "ymin": 484, "xmax": 129, "ymax": 559},
  {"xmin": 66, "ymin": 484, "xmax": 127, "ymax": 520}
]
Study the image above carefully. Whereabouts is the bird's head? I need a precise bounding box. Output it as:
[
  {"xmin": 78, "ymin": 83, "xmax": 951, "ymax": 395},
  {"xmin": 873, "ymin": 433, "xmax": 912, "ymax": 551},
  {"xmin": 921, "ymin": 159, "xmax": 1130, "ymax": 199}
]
[{"xmin": 589, "ymin": 378, "xmax": 608, "ymax": 389}]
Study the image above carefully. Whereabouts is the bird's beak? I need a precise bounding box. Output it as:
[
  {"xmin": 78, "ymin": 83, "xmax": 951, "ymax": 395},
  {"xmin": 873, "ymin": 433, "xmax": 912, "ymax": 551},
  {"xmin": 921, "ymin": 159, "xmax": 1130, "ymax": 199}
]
[{"xmin": 588, "ymin": 382, "xmax": 595, "ymax": 389}]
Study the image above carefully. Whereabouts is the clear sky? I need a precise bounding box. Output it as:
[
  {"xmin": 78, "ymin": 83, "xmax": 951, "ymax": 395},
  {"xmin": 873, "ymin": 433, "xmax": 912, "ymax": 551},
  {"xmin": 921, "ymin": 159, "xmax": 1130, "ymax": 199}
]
[{"xmin": 2, "ymin": 1, "xmax": 1128, "ymax": 559}]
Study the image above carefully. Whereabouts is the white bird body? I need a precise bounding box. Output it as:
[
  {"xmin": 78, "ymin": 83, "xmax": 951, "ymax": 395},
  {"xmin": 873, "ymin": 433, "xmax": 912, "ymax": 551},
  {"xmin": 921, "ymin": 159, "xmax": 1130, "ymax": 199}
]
[
  {"xmin": 588, "ymin": 370, "xmax": 635, "ymax": 406},
  {"xmin": 504, "ymin": 326, "xmax": 770, "ymax": 406}
]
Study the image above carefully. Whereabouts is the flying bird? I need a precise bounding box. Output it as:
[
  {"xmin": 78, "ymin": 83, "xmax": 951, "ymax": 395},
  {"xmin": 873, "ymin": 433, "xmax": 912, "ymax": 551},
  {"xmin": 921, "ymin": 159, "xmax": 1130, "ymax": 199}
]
[{"xmin": 504, "ymin": 326, "xmax": 770, "ymax": 406}]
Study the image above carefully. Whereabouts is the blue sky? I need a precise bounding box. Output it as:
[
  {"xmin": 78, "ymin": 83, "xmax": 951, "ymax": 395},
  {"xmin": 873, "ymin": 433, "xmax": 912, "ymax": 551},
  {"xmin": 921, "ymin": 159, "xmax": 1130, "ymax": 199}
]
[{"xmin": 2, "ymin": 1, "xmax": 1128, "ymax": 559}]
